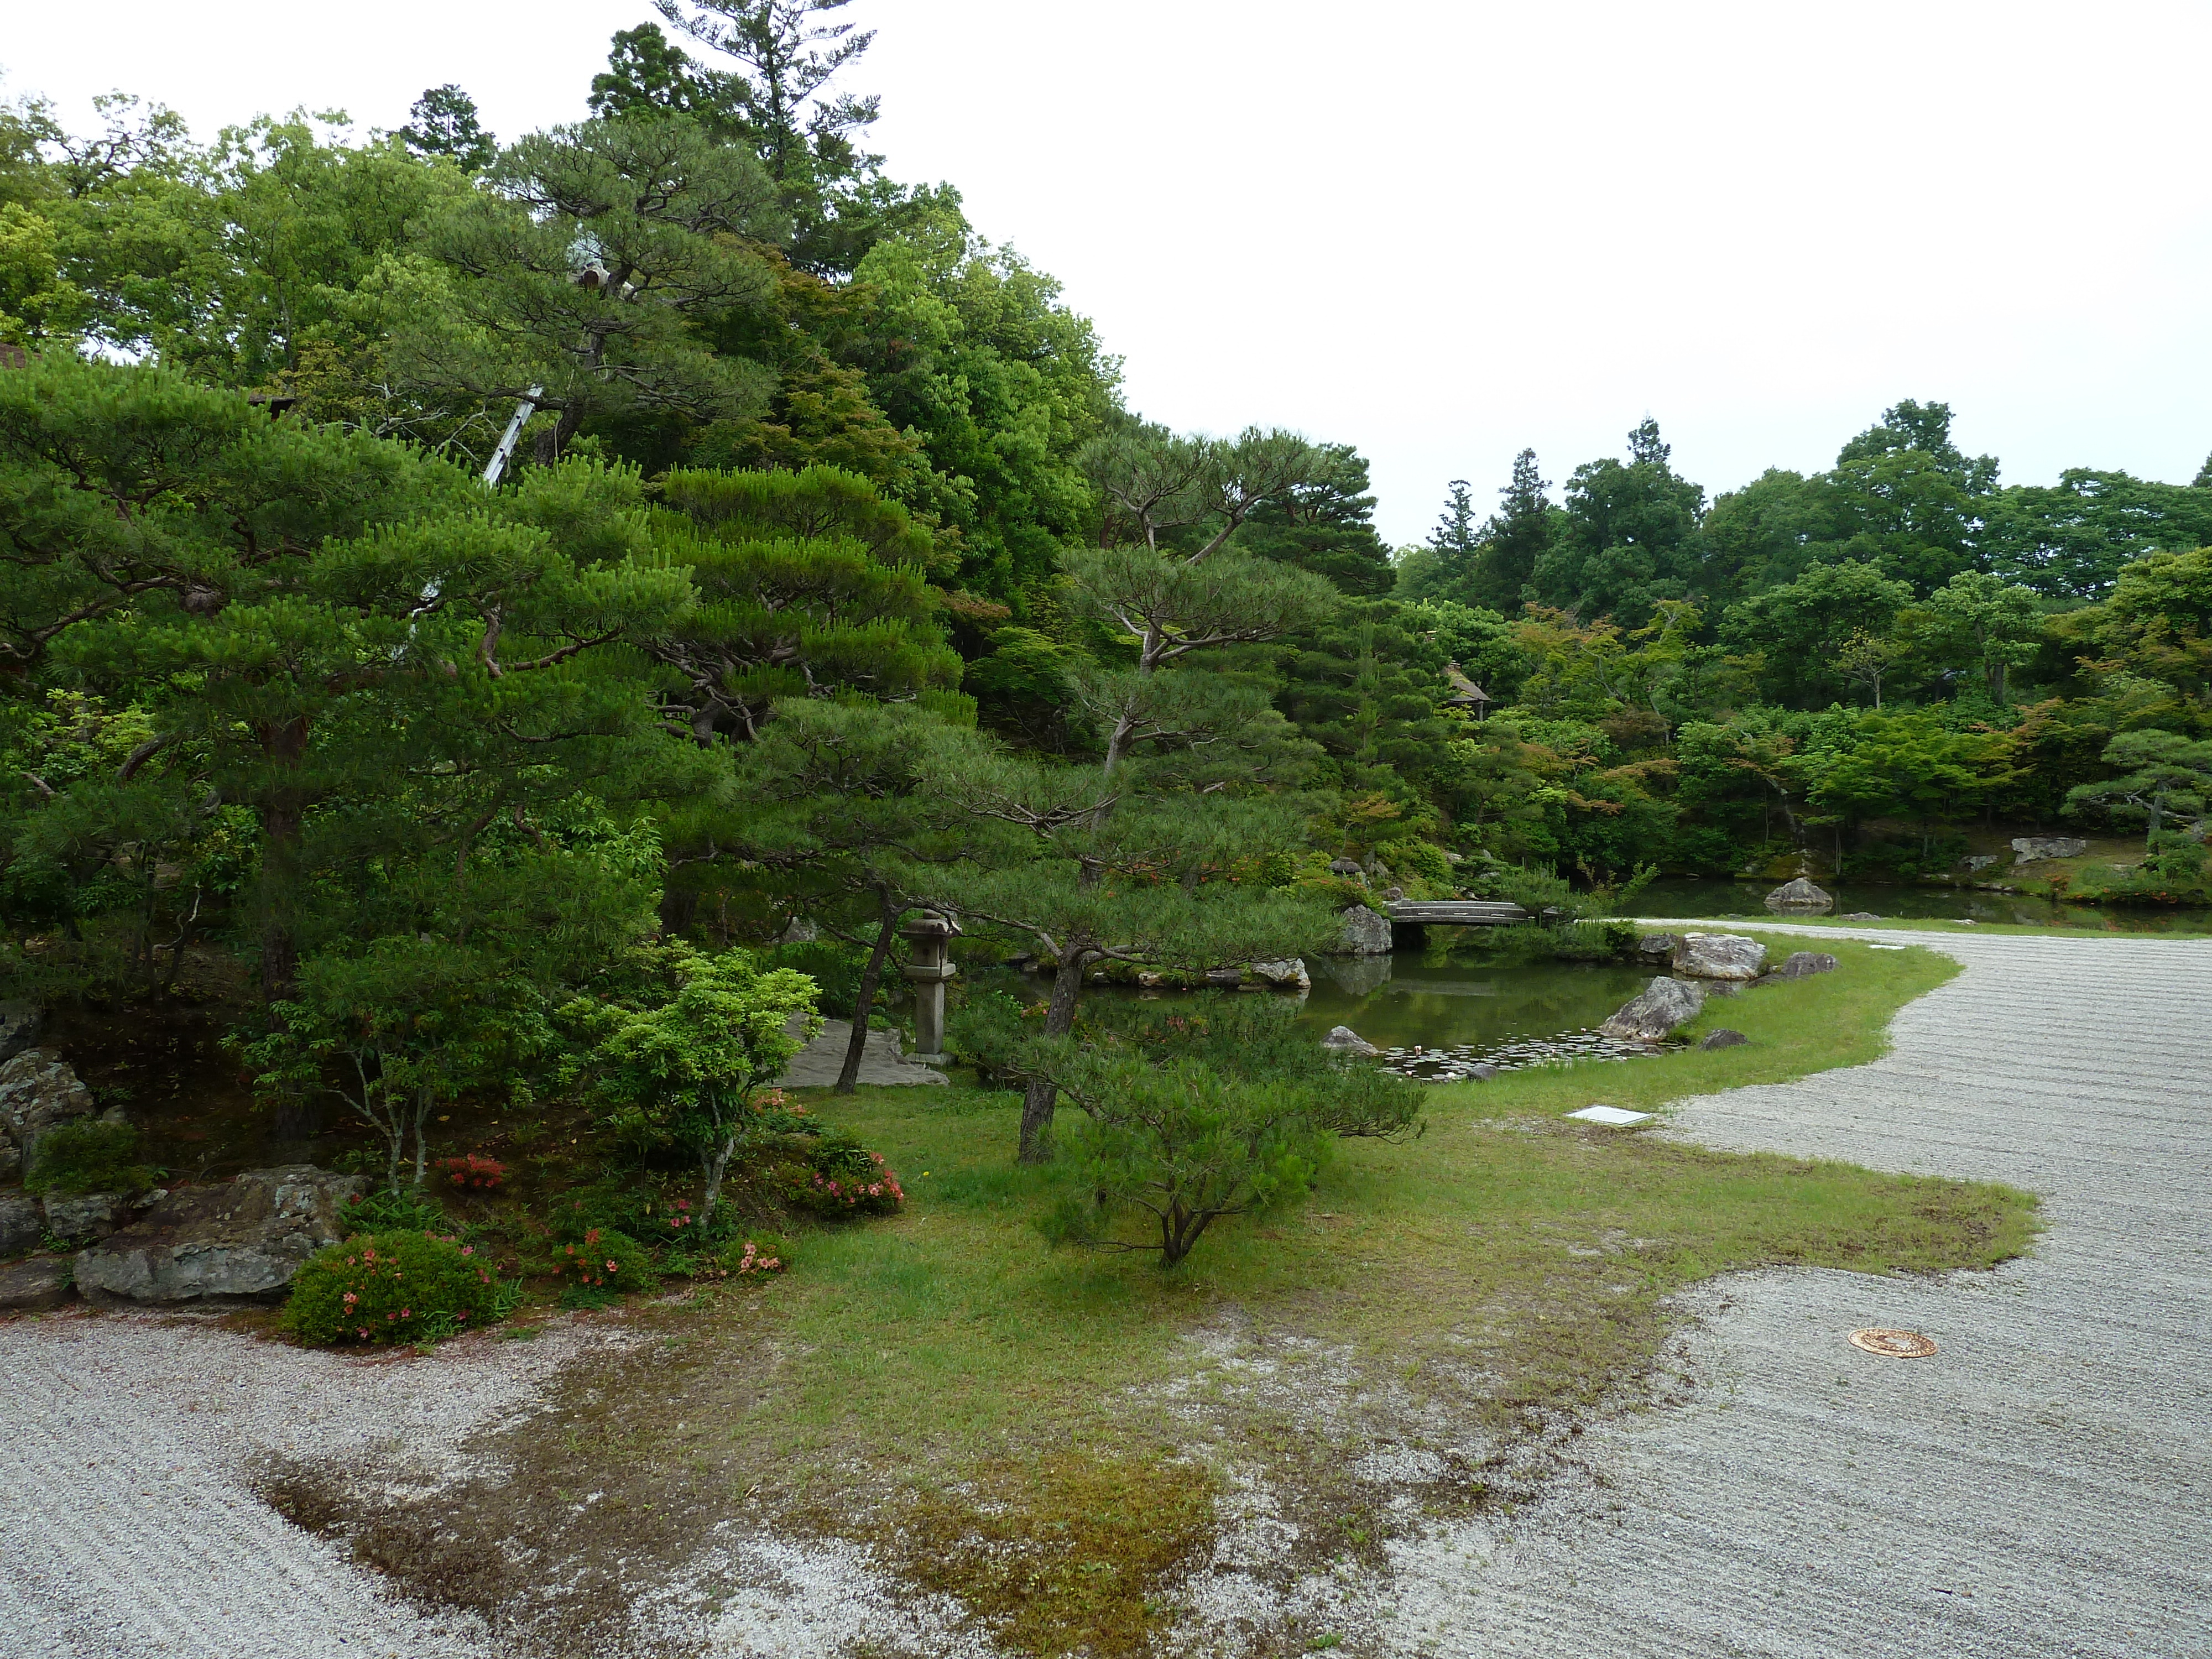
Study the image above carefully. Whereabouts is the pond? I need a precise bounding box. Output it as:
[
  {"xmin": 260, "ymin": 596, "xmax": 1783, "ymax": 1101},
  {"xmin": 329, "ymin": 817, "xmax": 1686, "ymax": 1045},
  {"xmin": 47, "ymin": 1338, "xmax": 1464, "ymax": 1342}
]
[
  {"xmin": 1297, "ymin": 952, "xmax": 1661, "ymax": 1080},
  {"xmin": 974, "ymin": 952, "xmax": 1666, "ymax": 1082},
  {"xmin": 1635, "ymin": 877, "xmax": 2212, "ymax": 933}
]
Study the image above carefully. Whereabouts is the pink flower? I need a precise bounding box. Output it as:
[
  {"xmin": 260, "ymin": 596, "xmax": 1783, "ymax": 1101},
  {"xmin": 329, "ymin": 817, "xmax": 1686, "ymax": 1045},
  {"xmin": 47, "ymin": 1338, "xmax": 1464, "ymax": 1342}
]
[
  {"xmin": 605, "ymin": 1259, "xmax": 618, "ymax": 1272},
  {"xmin": 461, "ymin": 1246, "xmax": 473, "ymax": 1256}
]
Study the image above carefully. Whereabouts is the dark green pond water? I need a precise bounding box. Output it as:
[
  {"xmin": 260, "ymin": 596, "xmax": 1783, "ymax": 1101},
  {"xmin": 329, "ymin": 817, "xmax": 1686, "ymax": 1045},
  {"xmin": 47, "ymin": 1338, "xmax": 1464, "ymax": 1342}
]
[
  {"xmin": 974, "ymin": 952, "xmax": 1662, "ymax": 1076},
  {"xmin": 1296, "ymin": 953, "xmax": 1656, "ymax": 1055},
  {"xmin": 1636, "ymin": 877, "xmax": 2211, "ymax": 933}
]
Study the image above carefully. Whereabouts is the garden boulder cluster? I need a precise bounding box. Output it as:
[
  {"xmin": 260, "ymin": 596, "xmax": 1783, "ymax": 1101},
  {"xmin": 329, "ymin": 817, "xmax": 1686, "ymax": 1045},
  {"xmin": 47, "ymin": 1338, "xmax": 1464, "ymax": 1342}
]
[
  {"xmin": 74, "ymin": 1166, "xmax": 363, "ymax": 1303},
  {"xmin": 1600, "ymin": 935, "xmax": 1841, "ymax": 1042}
]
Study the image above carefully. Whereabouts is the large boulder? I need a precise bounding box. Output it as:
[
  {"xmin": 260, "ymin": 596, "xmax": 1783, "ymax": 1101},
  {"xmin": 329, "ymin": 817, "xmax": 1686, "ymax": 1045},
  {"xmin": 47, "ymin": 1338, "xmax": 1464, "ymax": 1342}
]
[
  {"xmin": 1328, "ymin": 905, "xmax": 1394, "ymax": 957},
  {"xmin": 1320, "ymin": 1025, "xmax": 1380, "ymax": 1058},
  {"xmin": 1248, "ymin": 958, "xmax": 1312, "ymax": 992},
  {"xmin": 0, "ymin": 1002, "xmax": 44, "ymax": 1065},
  {"xmin": 1671, "ymin": 933, "xmax": 1767, "ymax": 981},
  {"xmin": 0, "ymin": 1192, "xmax": 42, "ymax": 1258},
  {"xmin": 1775, "ymin": 951, "xmax": 1839, "ymax": 980},
  {"xmin": 72, "ymin": 1165, "xmax": 362, "ymax": 1303},
  {"xmin": 0, "ymin": 1048, "xmax": 96, "ymax": 1163},
  {"xmin": 1636, "ymin": 932, "xmax": 1681, "ymax": 959},
  {"xmin": 0, "ymin": 1256, "xmax": 72, "ymax": 1312},
  {"xmin": 1764, "ymin": 878, "xmax": 1834, "ymax": 912},
  {"xmin": 1599, "ymin": 976, "xmax": 1707, "ymax": 1042},
  {"xmin": 2011, "ymin": 836, "xmax": 2087, "ymax": 863}
]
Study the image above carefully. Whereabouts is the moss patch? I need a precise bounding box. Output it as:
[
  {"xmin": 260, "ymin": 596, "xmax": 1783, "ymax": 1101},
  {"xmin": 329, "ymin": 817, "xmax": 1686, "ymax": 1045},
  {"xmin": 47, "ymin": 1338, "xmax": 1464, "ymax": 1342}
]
[{"xmin": 851, "ymin": 1450, "xmax": 1217, "ymax": 1657}]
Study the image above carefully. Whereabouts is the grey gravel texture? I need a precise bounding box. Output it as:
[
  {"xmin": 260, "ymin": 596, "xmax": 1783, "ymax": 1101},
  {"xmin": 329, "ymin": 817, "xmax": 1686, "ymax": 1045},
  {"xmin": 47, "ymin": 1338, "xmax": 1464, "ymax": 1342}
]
[{"xmin": 1381, "ymin": 923, "xmax": 2212, "ymax": 1658}]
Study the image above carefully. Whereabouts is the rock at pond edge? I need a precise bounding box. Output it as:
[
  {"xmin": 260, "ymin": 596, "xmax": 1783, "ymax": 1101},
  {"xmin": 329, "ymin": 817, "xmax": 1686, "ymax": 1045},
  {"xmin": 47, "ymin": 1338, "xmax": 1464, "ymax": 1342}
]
[
  {"xmin": 1599, "ymin": 976, "xmax": 1707, "ymax": 1042},
  {"xmin": 1327, "ymin": 905, "xmax": 1394, "ymax": 957},
  {"xmin": 1321, "ymin": 1025, "xmax": 1380, "ymax": 1058},
  {"xmin": 1776, "ymin": 951, "xmax": 1839, "ymax": 979},
  {"xmin": 1671, "ymin": 933, "xmax": 1768, "ymax": 982},
  {"xmin": 1765, "ymin": 877, "xmax": 1834, "ymax": 912}
]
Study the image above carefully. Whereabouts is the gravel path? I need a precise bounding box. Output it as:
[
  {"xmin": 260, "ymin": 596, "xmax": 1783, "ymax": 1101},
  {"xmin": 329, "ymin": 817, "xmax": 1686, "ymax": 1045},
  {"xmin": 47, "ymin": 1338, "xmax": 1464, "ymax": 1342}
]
[
  {"xmin": 1381, "ymin": 925, "xmax": 2212, "ymax": 1657},
  {"xmin": 0, "ymin": 1312, "xmax": 623, "ymax": 1659}
]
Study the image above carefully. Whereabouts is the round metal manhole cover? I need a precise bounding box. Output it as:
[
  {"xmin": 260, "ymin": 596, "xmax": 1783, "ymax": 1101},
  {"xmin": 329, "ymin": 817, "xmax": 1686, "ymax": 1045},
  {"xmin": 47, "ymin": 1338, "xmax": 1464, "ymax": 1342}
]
[{"xmin": 1849, "ymin": 1328, "xmax": 1938, "ymax": 1359}]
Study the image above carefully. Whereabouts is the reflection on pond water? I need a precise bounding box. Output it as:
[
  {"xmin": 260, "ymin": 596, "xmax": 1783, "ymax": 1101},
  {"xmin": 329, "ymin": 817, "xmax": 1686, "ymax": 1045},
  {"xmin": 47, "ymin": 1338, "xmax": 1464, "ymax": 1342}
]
[
  {"xmin": 1298, "ymin": 953, "xmax": 1658, "ymax": 1066},
  {"xmin": 1637, "ymin": 877, "xmax": 2211, "ymax": 932},
  {"xmin": 971, "ymin": 951, "xmax": 1664, "ymax": 1075}
]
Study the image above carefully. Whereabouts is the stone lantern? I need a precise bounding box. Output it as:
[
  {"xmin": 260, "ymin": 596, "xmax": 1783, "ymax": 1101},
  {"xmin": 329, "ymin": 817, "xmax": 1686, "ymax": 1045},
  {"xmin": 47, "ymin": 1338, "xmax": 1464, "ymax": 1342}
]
[{"xmin": 900, "ymin": 910, "xmax": 960, "ymax": 1064}]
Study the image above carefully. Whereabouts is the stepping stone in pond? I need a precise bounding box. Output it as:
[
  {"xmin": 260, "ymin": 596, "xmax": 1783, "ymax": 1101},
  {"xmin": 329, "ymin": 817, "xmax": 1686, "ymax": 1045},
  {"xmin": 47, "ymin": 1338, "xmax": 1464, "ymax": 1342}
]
[{"xmin": 1566, "ymin": 1105, "xmax": 1655, "ymax": 1127}]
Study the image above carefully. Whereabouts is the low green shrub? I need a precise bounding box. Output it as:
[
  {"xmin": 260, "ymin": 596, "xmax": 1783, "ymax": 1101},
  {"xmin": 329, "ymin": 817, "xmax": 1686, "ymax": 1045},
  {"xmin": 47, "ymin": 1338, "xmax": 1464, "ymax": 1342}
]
[
  {"xmin": 24, "ymin": 1120, "xmax": 156, "ymax": 1196},
  {"xmin": 283, "ymin": 1229, "xmax": 500, "ymax": 1347},
  {"xmin": 550, "ymin": 1225, "xmax": 659, "ymax": 1300},
  {"xmin": 779, "ymin": 1130, "xmax": 905, "ymax": 1217},
  {"xmin": 2069, "ymin": 833, "xmax": 2211, "ymax": 906},
  {"xmin": 341, "ymin": 1185, "xmax": 451, "ymax": 1232}
]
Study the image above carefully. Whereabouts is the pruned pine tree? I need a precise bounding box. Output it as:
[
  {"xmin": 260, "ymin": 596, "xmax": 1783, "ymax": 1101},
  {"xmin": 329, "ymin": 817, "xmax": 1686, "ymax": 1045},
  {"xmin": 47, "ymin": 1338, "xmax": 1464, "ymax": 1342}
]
[
  {"xmin": 1070, "ymin": 423, "xmax": 1343, "ymax": 782},
  {"xmin": 723, "ymin": 697, "xmax": 991, "ymax": 1091},
  {"xmin": 641, "ymin": 465, "xmax": 962, "ymax": 746},
  {"xmin": 393, "ymin": 117, "xmax": 785, "ymax": 460},
  {"xmin": 923, "ymin": 746, "xmax": 1332, "ymax": 1161},
  {"xmin": 0, "ymin": 358, "xmax": 700, "ymax": 1001}
]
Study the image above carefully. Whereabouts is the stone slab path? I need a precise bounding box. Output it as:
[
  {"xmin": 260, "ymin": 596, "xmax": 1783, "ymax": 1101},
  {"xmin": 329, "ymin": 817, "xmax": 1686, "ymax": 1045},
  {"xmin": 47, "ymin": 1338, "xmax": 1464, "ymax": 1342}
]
[
  {"xmin": 778, "ymin": 1019, "xmax": 946, "ymax": 1089},
  {"xmin": 1381, "ymin": 925, "xmax": 2212, "ymax": 1657}
]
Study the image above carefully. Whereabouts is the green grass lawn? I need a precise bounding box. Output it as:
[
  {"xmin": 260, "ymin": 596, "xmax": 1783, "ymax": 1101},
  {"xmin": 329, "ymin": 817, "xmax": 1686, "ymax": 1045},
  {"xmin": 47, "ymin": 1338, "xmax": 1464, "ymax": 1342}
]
[{"xmin": 313, "ymin": 938, "xmax": 2038, "ymax": 1657}]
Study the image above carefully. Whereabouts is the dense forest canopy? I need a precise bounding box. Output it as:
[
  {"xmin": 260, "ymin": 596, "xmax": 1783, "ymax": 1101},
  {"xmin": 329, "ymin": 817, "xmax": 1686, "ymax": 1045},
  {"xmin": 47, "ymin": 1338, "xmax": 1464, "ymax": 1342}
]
[{"xmin": 3, "ymin": 0, "xmax": 2210, "ymax": 1066}]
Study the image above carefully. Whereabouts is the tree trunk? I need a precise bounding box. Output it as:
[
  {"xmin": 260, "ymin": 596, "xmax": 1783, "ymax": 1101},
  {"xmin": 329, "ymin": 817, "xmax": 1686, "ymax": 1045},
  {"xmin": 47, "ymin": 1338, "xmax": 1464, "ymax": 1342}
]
[
  {"xmin": 411, "ymin": 1086, "xmax": 432, "ymax": 1191},
  {"xmin": 1019, "ymin": 951, "xmax": 1088, "ymax": 1164},
  {"xmin": 702, "ymin": 1129, "xmax": 736, "ymax": 1224},
  {"xmin": 837, "ymin": 893, "xmax": 902, "ymax": 1094}
]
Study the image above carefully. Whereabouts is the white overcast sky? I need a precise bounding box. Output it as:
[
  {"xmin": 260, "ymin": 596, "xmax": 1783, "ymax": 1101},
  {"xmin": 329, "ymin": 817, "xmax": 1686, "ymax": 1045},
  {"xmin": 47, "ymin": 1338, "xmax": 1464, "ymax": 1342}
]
[{"xmin": 8, "ymin": 1, "xmax": 2212, "ymax": 544}]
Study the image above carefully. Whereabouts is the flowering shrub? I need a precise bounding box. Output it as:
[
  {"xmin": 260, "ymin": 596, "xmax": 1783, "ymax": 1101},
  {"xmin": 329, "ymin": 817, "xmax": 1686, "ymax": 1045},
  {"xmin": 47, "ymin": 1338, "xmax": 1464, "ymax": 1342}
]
[
  {"xmin": 723, "ymin": 1235, "xmax": 787, "ymax": 1277},
  {"xmin": 437, "ymin": 1154, "xmax": 507, "ymax": 1192},
  {"xmin": 781, "ymin": 1131, "xmax": 905, "ymax": 1217},
  {"xmin": 550, "ymin": 1225, "xmax": 658, "ymax": 1297},
  {"xmin": 283, "ymin": 1229, "xmax": 500, "ymax": 1347}
]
